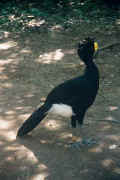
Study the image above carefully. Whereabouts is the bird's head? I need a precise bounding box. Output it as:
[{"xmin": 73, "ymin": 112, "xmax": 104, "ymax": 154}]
[{"xmin": 77, "ymin": 37, "xmax": 98, "ymax": 64}]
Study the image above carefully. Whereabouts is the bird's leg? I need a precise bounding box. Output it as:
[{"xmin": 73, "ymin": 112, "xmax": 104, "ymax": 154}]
[
  {"xmin": 71, "ymin": 125, "xmax": 97, "ymax": 148},
  {"xmin": 70, "ymin": 112, "xmax": 85, "ymax": 145},
  {"xmin": 70, "ymin": 126, "xmax": 84, "ymax": 148},
  {"xmin": 71, "ymin": 115, "xmax": 79, "ymax": 142},
  {"xmin": 71, "ymin": 115, "xmax": 77, "ymax": 128},
  {"xmin": 70, "ymin": 111, "xmax": 97, "ymax": 148}
]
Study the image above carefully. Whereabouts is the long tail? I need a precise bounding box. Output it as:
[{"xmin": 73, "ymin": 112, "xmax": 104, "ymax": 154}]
[{"xmin": 17, "ymin": 103, "xmax": 51, "ymax": 137}]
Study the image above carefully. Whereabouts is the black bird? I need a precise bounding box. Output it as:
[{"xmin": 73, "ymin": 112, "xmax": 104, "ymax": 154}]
[{"xmin": 17, "ymin": 37, "xmax": 99, "ymax": 144}]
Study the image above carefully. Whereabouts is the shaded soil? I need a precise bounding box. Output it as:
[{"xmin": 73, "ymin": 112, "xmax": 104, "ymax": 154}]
[{"xmin": 0, "ymin": 24, "xmax": 120, "ymax": 179}]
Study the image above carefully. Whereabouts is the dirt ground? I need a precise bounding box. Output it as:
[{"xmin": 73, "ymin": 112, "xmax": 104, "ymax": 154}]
[{"xmin": 0, "ymin": 23, "xmax": 120, "ymax": 180}]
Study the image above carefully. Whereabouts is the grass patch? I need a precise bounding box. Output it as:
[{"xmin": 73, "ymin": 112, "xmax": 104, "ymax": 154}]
[{"xmin": 0, "ymin": 1, "xmax": 119, "ymax": 33}]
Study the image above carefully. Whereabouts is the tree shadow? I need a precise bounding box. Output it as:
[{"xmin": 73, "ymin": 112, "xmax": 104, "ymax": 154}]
[{"xmin": 0, "ymin": 28, "xmax": 120, "ymax": 179}]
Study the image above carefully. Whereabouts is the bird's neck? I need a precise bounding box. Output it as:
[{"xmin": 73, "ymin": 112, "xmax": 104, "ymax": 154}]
[
  {"xmin": 84, "ymin": 60, "xmax": 99, "ymax": 81},
  {"xmin": 86, "ymin": 61, "xmax": 95, "ymax": 68}
]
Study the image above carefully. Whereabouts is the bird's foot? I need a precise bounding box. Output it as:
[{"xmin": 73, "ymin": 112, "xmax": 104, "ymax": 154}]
[
  {"xmin": 70, "ymin": 141, "xmax": 82, "ymax": 149},
  {"xmin": 81, "ymin": 138, "xmax": 97, "ymax": 146},
  {"xmin": 70, "ymin": 138, "xmax": 98, "ymax": 149}
]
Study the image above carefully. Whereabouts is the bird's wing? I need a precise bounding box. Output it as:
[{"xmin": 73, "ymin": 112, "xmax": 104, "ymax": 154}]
[{"xmin": 46, "ymin": 76, "xmax": 94, "ymax": 106}]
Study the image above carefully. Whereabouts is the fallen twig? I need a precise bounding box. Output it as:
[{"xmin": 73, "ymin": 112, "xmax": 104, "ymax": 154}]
[{"xmin": 99, "ymin": 42, "xmax": 120, "ymax": 51}]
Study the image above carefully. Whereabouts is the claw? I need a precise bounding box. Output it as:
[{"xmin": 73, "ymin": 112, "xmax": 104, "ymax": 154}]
[
  {"xmin": 70, "ymin": 141, "xmax": 82, "ymax": 149},
  {"xmin": 70, "ymin": 138, "xmax": 98, "ymax": 149},
  {"xmin": 81, "ymin": 138, "xmax": 97, "ymax": 146}
]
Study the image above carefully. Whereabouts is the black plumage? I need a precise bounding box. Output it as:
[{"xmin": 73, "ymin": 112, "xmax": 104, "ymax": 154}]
[{"xmin": 17, "ymin": 37, "xmax": 99, "ymax": 137}]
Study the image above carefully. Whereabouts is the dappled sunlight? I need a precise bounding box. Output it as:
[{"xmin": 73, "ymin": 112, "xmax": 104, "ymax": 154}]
[
  {"xmin": 50, "ymin": 24, "xmax": 63, "ymax": 31},
  {"xmin": 0, "ymin": 111, "xmax": 19, "ymax": 141},
  {"xmin": 37, "ymin": 163, "xmax": 48, "ymax": 171},
  {"xmin": 0, "ymin": 65, "xmax": 5, "ymax": 73},
  {"xmin": 18, "ymin": 113, "xmax": 30, "ymax": 121},
  {"xmin": 0, "ymin": 74, "xmax": 9, "ymax": 80},
  {"xmin": 0, "ymin": 141, "xmax": 4, "ymax": 145},
  {"xmin": 102, "ymin": 159, "xmax": 115, "ymax": 168},
  {"xmin": 38, "ymin": 49, "xmax": 64, "ymax": 64},
  {"xmin": 31, "ymin": 172, "xmax": 49, "ymax": 180},
  {"xmin": 0, "ymin": 41, "xmax": 17, "ymax": 50},
  {"xmin": 0, "ymin": 130, "xmax": 16, "ymax": 141},
  {"xmin": 44, "ymin": 119, "xmax": 62, "ymax": 130},
  {"xmin": 28, "ymin": 19, "xmax": 46, "ymax": 28},
  {"xmin": 116, "ymin": 19, "xmax": 120, "ymax": 25},
  {"xmin": 5, "ymin": 131, "xmax": 16, "ymax": 141},
  {"xmin": 101, "ymin": 158, "xmax": 120, "ymax": 176},
  {"xmin": 0, "ymin": 31, "xmax": 10, "ymax": 39},
  {"xmin": 0, "ymin": 114, "xmax": 14, "ymax": 121},
  {"xmin": 2, "ymin": 143, "xmax": 41, "ymax": 168},
  {"xmin": 30, "ymin": 163, "xmax": 49, "ymax": 180},
  {"xmin": 109, "ymin": 106, "xmax": 118, "ymax": 111},
  {"xmin": 89, "ymin": 143, "xmax": 106, "ymax": 153},
  {"xmin": 4, "ymin": 144, "xmax": 23, "ymax": 152},
  {"xmin": 113, "ymin": 168, "xmax": 120, "ymax": 174},
  {"xmin": 0, "ymin": 58, "xmax": 14, "ymax": 65},
  {"xmin": 100, "ymin": 124, "xmax": 112, "ymax": 131},
  {"xmin": 20, "ymin": 48, "xmax": 32, "ymax": 54},
  {"xmin": 15, "ymin": 105, "xmax": 32, "ymax": 112},
  {"xmin": 9, "ymin": 52, "xmax": 18, "ymax": 58},
  {"xmin": 0, "ymin": 119, "xmax": 14, "ymax": 130},
  {"xmin": 15, "ymin": 106, "xmax": 25, "ymax": 110},
  {"xmin": 109, "ymin": 144, "xmax": 118, "ymax": 150},
  {"xmin": 106, "ymin": 134, "xmax": 120, "ymax": 141},
  {"xmin": 0, "ymin": 82, "xmax": 13, "ymax": 88},
  {"xmin": 105, "ymin": 116, "xmax": 114, "ymax": 121},
  {"xmin": 5, "ymin": 156, "xmax": 15, "ymax": 163},
  {"xmin": 15, "ymin": 106, "xmax": 33, "ymax": 113},
  {"xmin": 17, "ymin": 148, "xmax": 38, "ymax": 164},
  {"xmin": 24, "ymin": 93, "xmax": 35, "ymax": 98},
  {"xmin": 39, "ymin": 139, "xmax": 48, "ymax": 144},
  {"xmin": 0, "ymin": 57, "xmax": 19, "ymax": 78},
  {"xmin": 64, "ymin": 49, "xmax": 75, "ymax": 55},
  {"xmin": 0, "ymin": 23, "xmax": 119, "ymax": 179},
  {"xmin": 59, "ymin": 132, "xmax": 72, "ymax": 140},
  {"xmin": 0, "ymin": 109, "xmax": 18, "ymax": 117}
]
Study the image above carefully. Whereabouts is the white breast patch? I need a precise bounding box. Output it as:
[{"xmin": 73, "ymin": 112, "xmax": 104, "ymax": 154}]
[{"xmin": 48, "ymin": 103, "xmax": 74, "ymax": 117}]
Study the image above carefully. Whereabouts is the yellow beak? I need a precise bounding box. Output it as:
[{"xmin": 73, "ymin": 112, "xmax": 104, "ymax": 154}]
[{"xmin": 94, "ymin": 42, "xmax": 98, "ymax": 52}]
